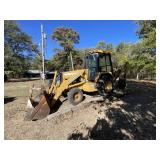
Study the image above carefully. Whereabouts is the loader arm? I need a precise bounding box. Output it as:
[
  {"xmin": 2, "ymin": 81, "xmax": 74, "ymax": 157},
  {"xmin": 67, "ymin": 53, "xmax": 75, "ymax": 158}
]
[
  {"xmin": 50, "ymin": 70, "xmax": 86, "ymax": 106},
  {"xmin": 28, "ymin": 70, "xmax": 85, "ymax": 120}
]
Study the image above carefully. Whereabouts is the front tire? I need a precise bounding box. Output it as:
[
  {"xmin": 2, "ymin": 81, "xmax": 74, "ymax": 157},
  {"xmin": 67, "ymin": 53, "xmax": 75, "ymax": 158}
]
[{"xmin": 68, "ymin": 88, "xmax": 83, "ymax": 105}]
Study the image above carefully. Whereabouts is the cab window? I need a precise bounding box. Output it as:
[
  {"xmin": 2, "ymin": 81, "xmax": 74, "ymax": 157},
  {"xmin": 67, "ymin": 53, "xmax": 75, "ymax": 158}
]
[{"xmin": 99, "ymin": 55, "xmax": 111, "ymax": 72}]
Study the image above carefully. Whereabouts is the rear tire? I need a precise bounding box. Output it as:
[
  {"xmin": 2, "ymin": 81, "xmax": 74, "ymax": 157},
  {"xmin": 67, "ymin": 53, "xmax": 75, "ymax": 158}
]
[
  {"xmin": 68, "ymin": 88, "xmax": 83, "ymax": 105},
  {"xmin": 96, "ymin": 74, "xmax": 113, "ymax": 96}
]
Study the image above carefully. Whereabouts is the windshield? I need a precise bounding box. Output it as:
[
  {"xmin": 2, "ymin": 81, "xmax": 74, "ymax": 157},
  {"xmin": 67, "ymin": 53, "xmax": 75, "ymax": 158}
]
[{"xmin": 87, "ymin": 54, "xmax": 98, "ymax": 68}]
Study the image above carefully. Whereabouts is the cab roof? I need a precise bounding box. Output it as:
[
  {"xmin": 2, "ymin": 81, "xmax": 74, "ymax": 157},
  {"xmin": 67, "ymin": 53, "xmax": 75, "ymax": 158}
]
[{"xmin": 88, "ymin": 49, "xmax": 111, "ymax": 54}]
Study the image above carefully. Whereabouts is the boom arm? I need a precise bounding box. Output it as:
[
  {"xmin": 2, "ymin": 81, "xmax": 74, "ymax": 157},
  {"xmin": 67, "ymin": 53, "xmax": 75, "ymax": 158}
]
[{"xmin": 49, "ymin": 70, "xmax": 86, "ymax": 107}]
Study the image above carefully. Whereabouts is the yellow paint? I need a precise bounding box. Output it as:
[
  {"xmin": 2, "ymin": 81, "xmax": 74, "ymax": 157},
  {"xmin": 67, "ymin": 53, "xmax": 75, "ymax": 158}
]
[
  {"xmin": 47, "ymin": 50, "xmax": 113, "ymax": 107},
  {"xmin": 89, "ymin": 50, "xmax": 111, "ymax": 54},
  {"xmin": 105, "ymin": 81, "xmax": 113, "ymax": 92},
  {"xmin": 80, "ymin": 82, "xmax": 97, "ymax": 92}
]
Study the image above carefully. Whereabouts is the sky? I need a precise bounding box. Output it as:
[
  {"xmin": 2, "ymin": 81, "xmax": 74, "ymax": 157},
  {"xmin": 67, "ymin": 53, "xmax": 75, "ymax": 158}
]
[{"xmin": 17, "ymin": 20, "xmax": 139, "ymax": 59}]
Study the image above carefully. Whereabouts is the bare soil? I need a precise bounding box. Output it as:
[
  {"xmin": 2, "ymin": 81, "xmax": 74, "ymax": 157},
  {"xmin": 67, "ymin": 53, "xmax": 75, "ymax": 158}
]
[{"xmin": 4, "ymin": 79, "xmax": 156, "ymax": 140}]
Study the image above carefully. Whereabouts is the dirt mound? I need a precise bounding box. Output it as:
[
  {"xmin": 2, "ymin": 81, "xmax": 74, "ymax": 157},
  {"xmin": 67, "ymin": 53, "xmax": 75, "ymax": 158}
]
[{"xmin": 4, "ymin": 80, "xmax": 156, "ymax": 140}]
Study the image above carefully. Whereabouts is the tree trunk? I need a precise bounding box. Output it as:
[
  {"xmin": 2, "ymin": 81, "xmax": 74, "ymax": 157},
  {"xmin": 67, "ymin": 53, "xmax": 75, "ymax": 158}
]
[
  {"xmin": 136, "ymin": 73, "xmax": 140, "ymax": 80},
  {"xmin": 70, "ymin": 51, "xmax": 74, "ymax": 71}
]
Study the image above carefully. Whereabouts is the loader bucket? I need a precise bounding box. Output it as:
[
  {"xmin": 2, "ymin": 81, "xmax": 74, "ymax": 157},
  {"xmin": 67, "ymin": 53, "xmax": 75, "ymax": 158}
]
[{"xmin": 26, "ymin": 94, "xmax": 51, "ymax": 121}]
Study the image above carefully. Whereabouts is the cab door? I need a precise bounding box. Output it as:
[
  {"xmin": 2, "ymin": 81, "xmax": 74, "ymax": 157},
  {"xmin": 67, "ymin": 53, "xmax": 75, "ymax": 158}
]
[{"xmin": 85, "ymin": 54, "xmax": 98, "ymax": 81}]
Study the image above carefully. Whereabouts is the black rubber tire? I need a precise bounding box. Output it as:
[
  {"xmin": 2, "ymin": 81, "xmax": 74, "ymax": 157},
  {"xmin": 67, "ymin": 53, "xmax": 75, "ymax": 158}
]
[
  {"xmin": 96, "ymin": 74, "xmax": 113, "ymax": 96},
  {"xmin": 68, "ymin": 88, "xmax": 83, "ymax": 106}
]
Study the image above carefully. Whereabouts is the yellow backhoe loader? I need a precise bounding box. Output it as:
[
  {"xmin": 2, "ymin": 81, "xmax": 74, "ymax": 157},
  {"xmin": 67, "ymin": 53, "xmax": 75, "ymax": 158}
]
[{"xmin": 27, "ymin": 50, "xmax": 126, "ymax": 120}]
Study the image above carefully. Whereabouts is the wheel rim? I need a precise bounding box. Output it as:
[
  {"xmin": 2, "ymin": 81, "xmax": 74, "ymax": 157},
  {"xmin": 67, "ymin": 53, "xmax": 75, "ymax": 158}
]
[
  {"xmin": 105, "ymin": 81, "xmax": 112, "ymax": 91},
  {"xmin": 74, "ymin": 92, "xmax": 81, "ymax": 102}
]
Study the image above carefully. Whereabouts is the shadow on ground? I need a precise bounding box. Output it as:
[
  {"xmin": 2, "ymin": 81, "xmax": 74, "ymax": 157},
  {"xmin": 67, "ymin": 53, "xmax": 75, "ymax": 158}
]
[
  {"xmin": 68, "ymin": 80, "xmax": 156, "ymax": 140},
  {"xmin": 4, "ymin": 96, "xmax": 17, "ymax": 104}
]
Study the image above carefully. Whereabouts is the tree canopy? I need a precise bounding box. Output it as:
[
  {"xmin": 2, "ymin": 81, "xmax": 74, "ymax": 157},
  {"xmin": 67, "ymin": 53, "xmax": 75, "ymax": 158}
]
[
  {"xmin": 4, "ymin": 20, "xmax": 39, "ymax": 77},
  {"xmin": 96, "ymin": 41, "xmax": 113, "ymax": 51},
  {"xmin": 136, "ymin": 20, "xmax": 156, "ymax": 54},
  {"xmin": 51, "ymin": 27, "xmax": 80, "ymax": 70},
  {"xmin": 4, "ymin": 20, "xmax": 156, "ymax": 80},
  {"xmin": 52, "ymin": 27, "xmax": 80, "ymax": 52}
]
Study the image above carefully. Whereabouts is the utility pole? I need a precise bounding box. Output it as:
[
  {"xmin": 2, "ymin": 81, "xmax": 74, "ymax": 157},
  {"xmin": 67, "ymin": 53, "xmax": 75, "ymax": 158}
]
[{"xmin": 41, "ymin": 25, "xmax": 46, "ymax": 83}]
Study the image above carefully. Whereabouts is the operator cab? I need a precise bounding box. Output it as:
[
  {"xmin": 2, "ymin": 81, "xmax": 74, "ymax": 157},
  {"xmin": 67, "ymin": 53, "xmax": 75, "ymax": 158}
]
[{"xmin": 85, "ymin": 50, "xmax": 113, "ymax": 81}]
